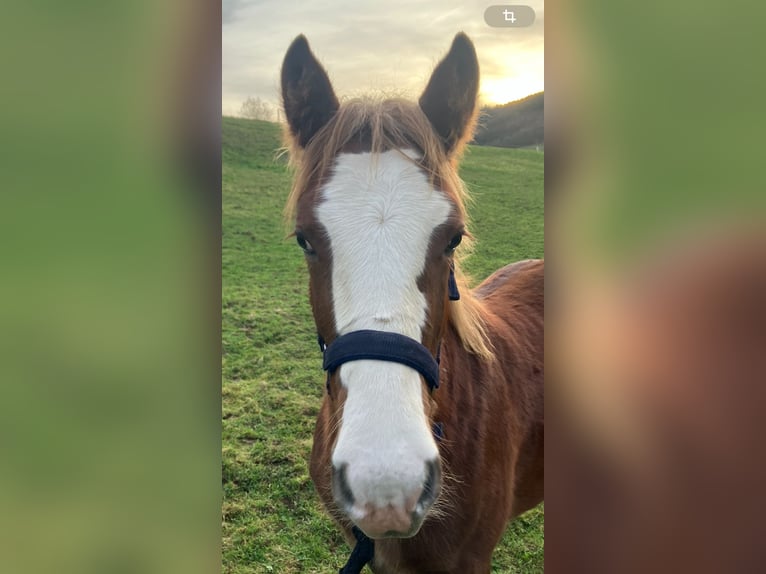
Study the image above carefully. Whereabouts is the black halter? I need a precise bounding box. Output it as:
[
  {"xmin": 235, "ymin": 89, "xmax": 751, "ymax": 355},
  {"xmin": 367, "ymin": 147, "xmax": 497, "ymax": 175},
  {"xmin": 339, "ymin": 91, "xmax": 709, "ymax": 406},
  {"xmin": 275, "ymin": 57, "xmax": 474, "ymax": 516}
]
[
  {"xmin": 322, "ymin": 329, "xmax": 440, "ymax": 391},
  {"xmin": 317, "ymin": 265, "xmax": 459, "ymax": 574}
]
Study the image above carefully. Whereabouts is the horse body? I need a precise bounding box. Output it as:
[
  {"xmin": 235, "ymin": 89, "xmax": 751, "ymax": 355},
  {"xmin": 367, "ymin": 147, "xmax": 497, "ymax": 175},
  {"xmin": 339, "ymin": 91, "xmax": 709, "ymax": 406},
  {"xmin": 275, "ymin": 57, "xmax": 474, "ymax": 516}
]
[
  {"xmin": 310, "ymin": 260, "xmax": 544, "ymax": 573},
  {"xmin": 280, "ymin": 32, "xmax": 544, "ymax": 573}
]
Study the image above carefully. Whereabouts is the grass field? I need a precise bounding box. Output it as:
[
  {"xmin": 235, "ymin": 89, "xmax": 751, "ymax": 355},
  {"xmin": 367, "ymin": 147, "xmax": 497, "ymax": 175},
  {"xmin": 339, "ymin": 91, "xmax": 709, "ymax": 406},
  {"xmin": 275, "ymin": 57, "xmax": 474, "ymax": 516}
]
[{"xmin": 222, "ymin": 116, "xmax": 544, "ymax": 573}]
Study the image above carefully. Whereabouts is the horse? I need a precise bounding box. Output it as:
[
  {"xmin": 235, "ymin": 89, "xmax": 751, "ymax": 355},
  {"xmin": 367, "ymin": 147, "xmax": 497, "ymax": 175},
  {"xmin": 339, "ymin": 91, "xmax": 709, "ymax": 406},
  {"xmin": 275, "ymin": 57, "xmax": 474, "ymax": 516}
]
[{"xmin": 279, "ymin": 33, "xmax": 544, "ymax": 573}]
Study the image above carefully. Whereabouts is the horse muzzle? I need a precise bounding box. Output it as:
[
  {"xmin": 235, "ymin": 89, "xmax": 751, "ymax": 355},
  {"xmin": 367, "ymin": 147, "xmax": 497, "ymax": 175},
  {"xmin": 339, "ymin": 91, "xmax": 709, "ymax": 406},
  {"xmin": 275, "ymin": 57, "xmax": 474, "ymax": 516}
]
[{"xmin": 332, "ymin": 459, "xmax": 442, "ymax": 539}]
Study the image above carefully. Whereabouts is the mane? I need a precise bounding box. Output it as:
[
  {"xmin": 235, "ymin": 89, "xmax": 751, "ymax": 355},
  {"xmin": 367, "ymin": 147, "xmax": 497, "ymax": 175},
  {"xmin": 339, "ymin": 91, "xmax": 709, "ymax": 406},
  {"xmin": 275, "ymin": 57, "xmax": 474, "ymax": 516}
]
[{"xmin": 283, "ymin": 96, "xmax": 494, "ymax": 360}]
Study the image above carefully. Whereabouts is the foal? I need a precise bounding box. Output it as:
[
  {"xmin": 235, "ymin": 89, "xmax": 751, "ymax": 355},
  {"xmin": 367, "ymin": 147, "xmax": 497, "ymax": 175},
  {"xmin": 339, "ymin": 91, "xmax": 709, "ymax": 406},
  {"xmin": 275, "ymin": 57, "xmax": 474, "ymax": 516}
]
[{"xmin": 281, "ymin": 33, "xmax": 544, "ymax": 573}]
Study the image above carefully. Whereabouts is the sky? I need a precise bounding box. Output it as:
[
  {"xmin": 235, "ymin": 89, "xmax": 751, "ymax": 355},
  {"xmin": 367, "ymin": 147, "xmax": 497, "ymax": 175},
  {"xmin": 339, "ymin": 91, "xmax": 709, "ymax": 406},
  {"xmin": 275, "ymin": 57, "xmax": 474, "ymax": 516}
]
[{"xmin": 222, "ymin": 0, "xmax": 544, "ymax": 117}]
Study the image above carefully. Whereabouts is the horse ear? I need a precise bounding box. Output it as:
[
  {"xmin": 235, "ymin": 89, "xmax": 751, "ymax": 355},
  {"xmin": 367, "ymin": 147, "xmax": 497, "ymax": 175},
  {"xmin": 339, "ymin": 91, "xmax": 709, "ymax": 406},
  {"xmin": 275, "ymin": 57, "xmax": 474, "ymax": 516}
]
[
  {"xmin": 419, "ymin": 33, "xmax": 480, "ymax": 155},
  {"xmin": 281, "ymin": 35, "xmax": 339, "ymax": 148}
]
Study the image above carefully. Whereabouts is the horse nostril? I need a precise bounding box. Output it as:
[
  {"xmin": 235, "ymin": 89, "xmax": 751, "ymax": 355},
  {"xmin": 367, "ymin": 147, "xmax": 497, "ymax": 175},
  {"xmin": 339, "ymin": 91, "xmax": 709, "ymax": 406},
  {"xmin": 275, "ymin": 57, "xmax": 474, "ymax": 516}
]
[
  {"xmin": 332, "ymin": 463, "xmax": 355, "ymax": 509},
  {"xmin": 417, "ymin": 459, "xmax": 442, "ymax": 511}
]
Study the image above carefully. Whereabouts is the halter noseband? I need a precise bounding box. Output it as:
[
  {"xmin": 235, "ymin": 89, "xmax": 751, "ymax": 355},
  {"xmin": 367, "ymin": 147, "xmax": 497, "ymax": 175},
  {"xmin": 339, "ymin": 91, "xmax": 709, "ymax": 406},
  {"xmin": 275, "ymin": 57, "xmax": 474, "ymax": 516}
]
[
  {"xmin": 322, "ymin": 329, "xmax": 440, "ymax": 391},
  {"xmin": 318, "ymin": 262, "xmax": 459, "ymax": 394}
]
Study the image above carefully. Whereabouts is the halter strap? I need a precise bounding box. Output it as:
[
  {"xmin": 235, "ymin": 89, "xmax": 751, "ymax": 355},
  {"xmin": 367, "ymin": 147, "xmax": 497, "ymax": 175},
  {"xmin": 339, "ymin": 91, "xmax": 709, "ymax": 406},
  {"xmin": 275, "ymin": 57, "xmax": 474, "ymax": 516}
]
[
  {"xmin": 338, "ymin": 526, "xmax": 374, "ymax": 574},
  {"xmin": 322, "ymin": 329, "xmax": 440, "ymax": 391}
]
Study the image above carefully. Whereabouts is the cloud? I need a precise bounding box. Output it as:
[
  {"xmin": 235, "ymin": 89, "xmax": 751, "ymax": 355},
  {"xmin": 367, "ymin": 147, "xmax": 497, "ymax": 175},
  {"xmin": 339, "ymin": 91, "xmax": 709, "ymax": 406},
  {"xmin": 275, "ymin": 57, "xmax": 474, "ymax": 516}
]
[{"xmin": 222, "ymin": 0, "xmax": 243, "ymax": 25}]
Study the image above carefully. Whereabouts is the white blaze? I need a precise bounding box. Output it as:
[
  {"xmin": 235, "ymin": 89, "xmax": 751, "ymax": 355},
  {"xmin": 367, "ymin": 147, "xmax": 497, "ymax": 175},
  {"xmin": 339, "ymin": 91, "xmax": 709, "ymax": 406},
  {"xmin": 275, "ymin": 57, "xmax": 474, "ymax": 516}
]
[{"xmin": 316, "ymin": 149, "xmax": 451, "ymax": 510}]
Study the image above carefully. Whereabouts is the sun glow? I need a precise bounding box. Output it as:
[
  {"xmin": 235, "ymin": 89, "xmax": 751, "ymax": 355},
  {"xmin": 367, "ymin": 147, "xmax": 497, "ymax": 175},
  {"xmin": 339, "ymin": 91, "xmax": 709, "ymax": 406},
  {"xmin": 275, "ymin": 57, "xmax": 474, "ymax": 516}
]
[{"xmin": 480, "ymin": 76, "xmax": 543, "ymax": 106}]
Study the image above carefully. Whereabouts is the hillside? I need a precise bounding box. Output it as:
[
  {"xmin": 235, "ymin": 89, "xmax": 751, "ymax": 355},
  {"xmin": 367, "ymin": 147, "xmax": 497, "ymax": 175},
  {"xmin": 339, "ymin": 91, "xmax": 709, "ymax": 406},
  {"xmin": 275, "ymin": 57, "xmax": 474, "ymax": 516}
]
[
  {"xmin": 221, "ymin": 116, "xmax": 543, "ymax": 573},
  {"xmin": 474, "ymin": 92, "xmax": 544, "ymax": 149}
]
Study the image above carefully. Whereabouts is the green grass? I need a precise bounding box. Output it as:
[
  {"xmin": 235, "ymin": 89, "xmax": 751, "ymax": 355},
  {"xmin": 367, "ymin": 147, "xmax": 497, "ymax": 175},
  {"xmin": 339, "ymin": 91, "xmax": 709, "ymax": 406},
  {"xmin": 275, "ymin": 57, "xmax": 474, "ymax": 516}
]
[{"xmin": 222, "ymin": 116, "xmax": 544, "ymax": 573}]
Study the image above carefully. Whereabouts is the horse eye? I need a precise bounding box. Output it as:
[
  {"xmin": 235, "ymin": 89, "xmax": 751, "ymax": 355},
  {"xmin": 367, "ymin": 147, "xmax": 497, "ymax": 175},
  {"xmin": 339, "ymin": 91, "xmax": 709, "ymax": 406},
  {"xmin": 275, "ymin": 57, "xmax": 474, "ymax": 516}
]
[
  {"xmin": 296, "ymin": 233, "xmax": 315, "ymax": 255},
  {"xmin": 446, "ymin": 232, "xmax": 463, "ymax": 253}
]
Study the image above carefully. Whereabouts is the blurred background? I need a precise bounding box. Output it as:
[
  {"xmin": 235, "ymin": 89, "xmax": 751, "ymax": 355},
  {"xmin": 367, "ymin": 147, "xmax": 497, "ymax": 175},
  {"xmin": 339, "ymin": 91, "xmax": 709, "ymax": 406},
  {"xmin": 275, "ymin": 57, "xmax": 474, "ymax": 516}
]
[
  {"xmin": 547, "ymin": 0, "xmax": 766, "ymax": 571},
  {"xmin": 1, "ymin": 0, "xmax": 765, "ymax": 572},
  {"xmin": 0, "ymin": 1, "xmax": 220, "ymax": 573}
]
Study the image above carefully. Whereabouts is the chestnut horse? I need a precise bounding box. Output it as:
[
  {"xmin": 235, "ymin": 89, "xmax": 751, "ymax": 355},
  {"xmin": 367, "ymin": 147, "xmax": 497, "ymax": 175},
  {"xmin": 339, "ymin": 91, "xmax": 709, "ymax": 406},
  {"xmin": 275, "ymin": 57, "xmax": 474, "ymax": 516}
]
[{"xmin": 280, "ymin": 33, "xmax": 544, "ymax": 573}]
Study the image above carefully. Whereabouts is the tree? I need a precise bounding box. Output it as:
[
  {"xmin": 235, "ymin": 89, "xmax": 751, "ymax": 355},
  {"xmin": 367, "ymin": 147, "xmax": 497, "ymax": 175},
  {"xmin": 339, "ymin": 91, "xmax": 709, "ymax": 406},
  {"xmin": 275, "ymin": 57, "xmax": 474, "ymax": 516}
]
[{"xmin": 239, "ymin": 97, "xmax": 274, "ymax": 121}]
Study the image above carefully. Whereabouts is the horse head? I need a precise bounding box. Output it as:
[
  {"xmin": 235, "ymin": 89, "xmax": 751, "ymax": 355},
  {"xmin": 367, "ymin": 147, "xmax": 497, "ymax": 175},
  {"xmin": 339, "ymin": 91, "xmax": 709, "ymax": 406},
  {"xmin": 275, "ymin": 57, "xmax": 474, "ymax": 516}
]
[{"xmin": 281, "ymin": 33, "xmax": 483, "ymax": 539}]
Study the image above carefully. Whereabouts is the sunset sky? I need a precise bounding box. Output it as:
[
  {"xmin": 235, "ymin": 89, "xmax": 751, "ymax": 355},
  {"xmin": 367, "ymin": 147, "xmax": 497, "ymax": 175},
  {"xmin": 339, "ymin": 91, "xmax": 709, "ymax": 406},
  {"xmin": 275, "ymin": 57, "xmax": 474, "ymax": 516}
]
[{"xmin": 222, "ymin": 0, "xmax": 544, "ymax": 116}]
